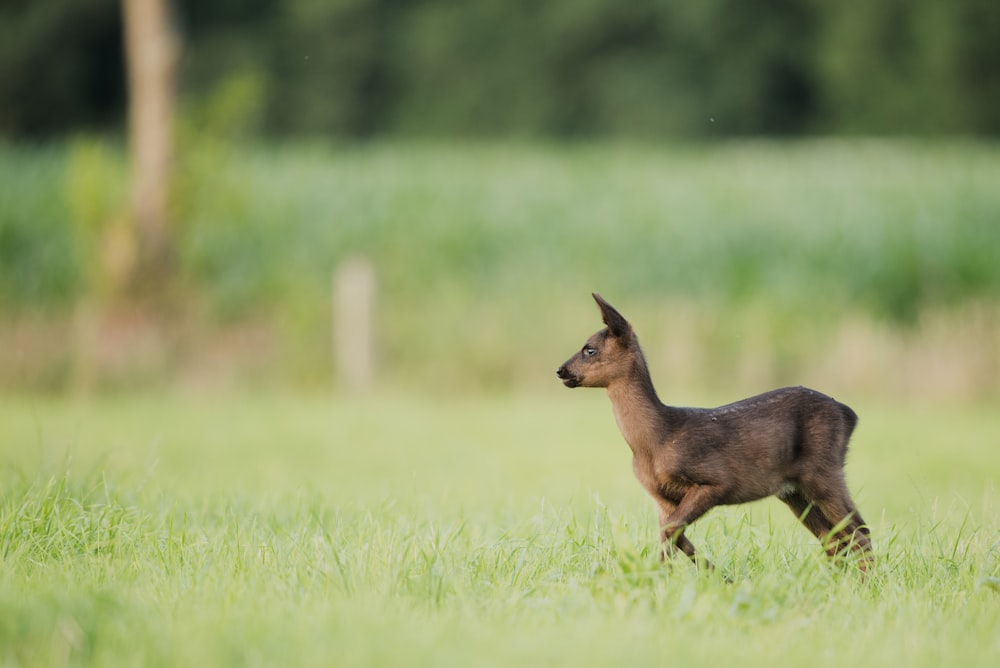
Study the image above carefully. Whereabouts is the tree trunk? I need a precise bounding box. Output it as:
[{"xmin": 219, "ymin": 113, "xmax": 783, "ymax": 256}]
[{"xmin": 122, "ymin": 0, "xmax": 178, "ymax": 298}]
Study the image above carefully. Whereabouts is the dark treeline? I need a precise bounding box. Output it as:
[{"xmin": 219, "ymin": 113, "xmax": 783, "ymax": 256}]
[{"xmin": 2, "ymin": 0, "xmax": 999, "ymax": 139}]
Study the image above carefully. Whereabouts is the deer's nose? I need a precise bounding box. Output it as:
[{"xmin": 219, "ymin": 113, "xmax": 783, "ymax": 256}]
[{"xmin": 556, "ymin": 365, "xmax": 568, "ymax": 378}]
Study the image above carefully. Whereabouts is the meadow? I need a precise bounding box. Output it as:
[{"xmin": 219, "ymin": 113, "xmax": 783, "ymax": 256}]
[
  {"xmin": 1, "ymin": 391, "xmax": 998, "ymax": 667},
  {"xmin": 1, "ymin": 139, "xmax": 999, "ymax": 665}
]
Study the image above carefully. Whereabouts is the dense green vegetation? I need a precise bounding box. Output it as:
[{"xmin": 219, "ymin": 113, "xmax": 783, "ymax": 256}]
[
  {"xmin": 2, "ymin": 140, "xmax": 999, "ymax": 391},
  {"xmin": 7, "ymin": 140, "xmax": 999, "ymax": 317},
  {"xmin": 1, "ymin": 393, "xmax": 998, "ymax": 666}
]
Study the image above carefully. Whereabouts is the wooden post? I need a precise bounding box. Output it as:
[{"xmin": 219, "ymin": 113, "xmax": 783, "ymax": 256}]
[{"xmin": 333, "ymin": 256, "xmax": 376, "ymax": 392}]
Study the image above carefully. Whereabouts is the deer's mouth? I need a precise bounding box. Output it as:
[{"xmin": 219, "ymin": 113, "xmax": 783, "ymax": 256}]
[
  {"xmin": 556, "ymin": 364, "xmax": 581, "ymax": 388},
  {"xmin": 560, "ymin": 375, "xmax": 581, "ymax": 388}
]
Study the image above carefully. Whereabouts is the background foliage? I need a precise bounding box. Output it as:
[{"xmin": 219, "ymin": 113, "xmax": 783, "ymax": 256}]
[
  {"xmin": 2, "ymin": 140, "xmax": 999, "ymax": 392},
  {"xmin": 2, "ymin": 0, "xmax": 999, "ymax": 139},
  {"xmin": 1, "ymin": 0, "xmax": 998, "ymax": 395}
]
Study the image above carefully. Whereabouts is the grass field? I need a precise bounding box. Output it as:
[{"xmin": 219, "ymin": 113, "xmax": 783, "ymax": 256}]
[{"xmin": 1, "ymin": 391, "xmax": 998, "ymax": 666}]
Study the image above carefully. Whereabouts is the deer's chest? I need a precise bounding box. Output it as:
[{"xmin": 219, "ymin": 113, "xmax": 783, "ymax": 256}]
[{"xmin": 631, "ymin": 452, "xmax": 693, "ymax": 505}]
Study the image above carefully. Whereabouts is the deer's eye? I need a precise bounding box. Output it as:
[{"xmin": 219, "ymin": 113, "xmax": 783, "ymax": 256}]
[{"xmin": 583, "ymin": 346, "xmax": 597, "ymax": 357}]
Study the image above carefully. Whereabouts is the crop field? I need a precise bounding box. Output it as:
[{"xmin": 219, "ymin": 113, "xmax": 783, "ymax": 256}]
[
  {"xmin": 1, "ymin": 392, "xmax": 998, "ymax": 666},
  {"xmin": 2, "ymin": 140, "xmax": 1000, "ymax": 393}
]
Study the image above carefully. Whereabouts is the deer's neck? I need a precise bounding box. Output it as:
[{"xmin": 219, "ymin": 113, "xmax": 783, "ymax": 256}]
[{"xmin": 605, "ymin": 362, "xmax": 667, "ymax": 456}]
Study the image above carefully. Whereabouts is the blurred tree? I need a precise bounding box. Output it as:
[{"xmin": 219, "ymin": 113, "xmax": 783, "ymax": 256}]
[
  {"xmin": 668, "ymin": 0, "xmax": 822, "ymax": 135},
  {"xmin": 817, "ymin": 1, "xmax": 967, "ymax": 134},
  {"xmin": 122, "ymin": 0, "xmax": 179, "ymax": 297},
  {"xmin": 0, "ymin": 0, "xmax": 124, "ymax": 136},
  {"xmin": 266, "ymin": 0, "xmax": 398, "ymax": 136},
  {"xmin": 956, "ymin": 0, "xmax": 1000, "ymax": 134}
]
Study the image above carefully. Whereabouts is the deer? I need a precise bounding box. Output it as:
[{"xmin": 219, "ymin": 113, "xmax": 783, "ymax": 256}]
[{"xmin": 556, "ymin": 293, "xmax": 873, "ymax": 573}]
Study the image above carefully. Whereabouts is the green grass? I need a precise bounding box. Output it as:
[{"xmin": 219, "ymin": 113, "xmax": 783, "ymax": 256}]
[{"xmin": 1, "ymin": 391, "xmax": 998, "ymax": 666}]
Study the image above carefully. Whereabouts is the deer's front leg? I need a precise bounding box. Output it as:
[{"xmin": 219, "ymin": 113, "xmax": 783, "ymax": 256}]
[
  {"xmin": 655, "ymin": 499, "xmax": 708, "ymax": 569},
  {"xmin": 657, "ymin": 486, "xmax": 720, "ymax": 571}
]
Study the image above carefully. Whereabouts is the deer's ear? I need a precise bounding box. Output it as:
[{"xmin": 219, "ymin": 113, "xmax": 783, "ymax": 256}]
[{"xmin": 592, "ymin": 293, "xmax": 631, "ymax": 338}]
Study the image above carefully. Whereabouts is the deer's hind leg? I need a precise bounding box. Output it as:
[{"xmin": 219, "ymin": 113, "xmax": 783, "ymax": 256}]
[
  {"xmin": 794, "ymin": 476, "xmax": 873, "ymax": 570},
  {"xmin": 779, "ymin": 488, "xmax": 840, "ymax": 555}
]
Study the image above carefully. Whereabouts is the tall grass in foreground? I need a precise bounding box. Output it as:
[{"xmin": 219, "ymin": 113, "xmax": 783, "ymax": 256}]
[
  {"xmin": 1, "ymin": 467, "xmax": 997, "ymax": 667},
  {"xmin": 1, "ymin": 393, "xmax": 998, "ymax": 666}
]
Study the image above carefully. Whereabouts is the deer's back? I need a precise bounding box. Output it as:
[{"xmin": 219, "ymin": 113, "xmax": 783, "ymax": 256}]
[{"xmin": 658, "ymin": 386, "xmax": 857, "ymax": 501}]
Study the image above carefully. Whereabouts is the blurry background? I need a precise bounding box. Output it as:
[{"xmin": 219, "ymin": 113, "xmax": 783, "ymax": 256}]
[{"xmin": 1, "ymin": 0, "xmax": 999, "ymax": 398}]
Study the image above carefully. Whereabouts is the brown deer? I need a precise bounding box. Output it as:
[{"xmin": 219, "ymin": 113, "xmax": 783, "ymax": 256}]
[{"xmin": 556, "ymin": 293, "xmax": 873, "ymax": 572}]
